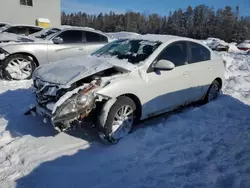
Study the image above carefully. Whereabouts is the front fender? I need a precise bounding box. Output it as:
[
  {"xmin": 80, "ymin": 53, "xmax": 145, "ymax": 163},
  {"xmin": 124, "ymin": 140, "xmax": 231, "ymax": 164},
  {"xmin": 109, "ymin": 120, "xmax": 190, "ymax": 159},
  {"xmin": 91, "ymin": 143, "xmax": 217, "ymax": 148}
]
[
  {"xmin": 97, "ymin": 77, "xmax": 140, "ymax": 99},
  {"xmin": 1, "ymin": 44, "xmax": 48, "ymax": 65}
]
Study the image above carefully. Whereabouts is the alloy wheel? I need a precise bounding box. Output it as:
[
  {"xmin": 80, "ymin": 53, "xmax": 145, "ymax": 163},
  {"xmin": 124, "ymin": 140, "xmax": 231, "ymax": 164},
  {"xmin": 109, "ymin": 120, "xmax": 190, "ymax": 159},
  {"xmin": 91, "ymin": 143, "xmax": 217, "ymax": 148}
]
[
  {"xmin": 5, "ymin": 58, "xmax": 32, "ymax": 80},
  {"xmin": 111, "ymin": 104, "xmax": 134, "ymax": 140}
]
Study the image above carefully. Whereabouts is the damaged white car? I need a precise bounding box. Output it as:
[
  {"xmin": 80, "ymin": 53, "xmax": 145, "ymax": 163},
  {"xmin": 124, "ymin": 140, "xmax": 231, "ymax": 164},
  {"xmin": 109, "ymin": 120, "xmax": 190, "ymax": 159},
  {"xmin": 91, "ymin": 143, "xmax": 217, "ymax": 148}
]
[{"xmin": 25, "ymin": 35, "xmax": 225, "ymax": 144}]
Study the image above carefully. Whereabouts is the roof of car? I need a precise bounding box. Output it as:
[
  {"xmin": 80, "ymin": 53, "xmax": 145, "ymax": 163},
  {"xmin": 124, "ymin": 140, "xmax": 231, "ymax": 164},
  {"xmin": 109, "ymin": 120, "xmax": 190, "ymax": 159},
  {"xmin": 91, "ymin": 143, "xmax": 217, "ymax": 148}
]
[
  {"xmin": 0, "ymin": 22, "xmax": 10, "ymax": 25},
  {"xmin": 61, "ymin": 26, "xmax": 99, "ymax": 31},
  {"xmin": 119, "ymin": 34, "xmax": 198, "ymax": 43},
  {"xmin": 60, "ymin": 26, "xmax": 111, "ymax": 38},
  {"xmin": 7, "ymin": 24, "xmax": 43, "ymax": 28}
]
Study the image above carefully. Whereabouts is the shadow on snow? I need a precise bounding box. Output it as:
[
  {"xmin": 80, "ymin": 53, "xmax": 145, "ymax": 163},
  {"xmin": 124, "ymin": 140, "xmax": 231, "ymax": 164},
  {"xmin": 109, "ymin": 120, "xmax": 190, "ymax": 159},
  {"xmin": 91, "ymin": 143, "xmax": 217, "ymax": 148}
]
[{"xmin": 10, "ymin": 91, "xmax": 250, "ymax": 187}]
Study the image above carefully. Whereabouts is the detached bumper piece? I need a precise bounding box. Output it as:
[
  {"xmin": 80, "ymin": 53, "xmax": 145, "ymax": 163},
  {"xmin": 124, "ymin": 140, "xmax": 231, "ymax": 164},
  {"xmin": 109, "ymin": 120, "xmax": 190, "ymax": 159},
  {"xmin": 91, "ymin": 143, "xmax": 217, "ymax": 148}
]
[{"xmin": 24, "ymin": 103, "xmax": 95, "ymax": 133}]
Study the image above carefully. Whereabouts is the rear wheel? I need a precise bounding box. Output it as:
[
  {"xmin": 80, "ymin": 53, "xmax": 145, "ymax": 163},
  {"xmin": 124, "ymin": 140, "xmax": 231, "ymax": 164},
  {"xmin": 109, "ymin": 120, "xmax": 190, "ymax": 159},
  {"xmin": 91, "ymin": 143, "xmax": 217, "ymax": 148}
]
[
  {"xmin": 98, "ymin": 96, "xmax": 136, "ymax": 144},
  {"xmin": 205, "ymin": 80, "xmax": 221, "ymax": 103},
  {"xmin": 3, "ymin": 54, "xmax": 36, "ymax": 80}
]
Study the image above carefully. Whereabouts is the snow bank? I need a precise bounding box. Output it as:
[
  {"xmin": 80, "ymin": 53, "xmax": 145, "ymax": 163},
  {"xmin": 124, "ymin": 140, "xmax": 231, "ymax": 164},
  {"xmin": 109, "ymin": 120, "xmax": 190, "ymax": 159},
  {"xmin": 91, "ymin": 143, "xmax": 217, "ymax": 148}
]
[
  {"xmin": 203, "ymin": 38, "xmax": 229, "ymax": 50},
  {"xmin": 228, "ymin": 43, "xmax": 242, "ymax": 53},
  {"xmin": 1, "ymin": 51, "xmax": 250, "ymax": 187},
  {"xmin": 221, "ymin": 52, "xmax": 250, "ymax": 104}
]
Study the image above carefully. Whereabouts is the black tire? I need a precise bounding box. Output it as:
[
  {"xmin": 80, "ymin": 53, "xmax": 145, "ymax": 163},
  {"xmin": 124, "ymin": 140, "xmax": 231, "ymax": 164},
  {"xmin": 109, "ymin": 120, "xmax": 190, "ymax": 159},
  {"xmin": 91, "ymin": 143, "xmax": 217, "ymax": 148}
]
[
  {"xmin": 98, "ymin": 96, "xmax": 137, "ymax": 144},
  {"xmin": 204, "ymin": 80, "xmax": 221, "ymax": 103},
  {"xmin": 2, "ymin": 54, "xmax": 36, "ymax": 80}
]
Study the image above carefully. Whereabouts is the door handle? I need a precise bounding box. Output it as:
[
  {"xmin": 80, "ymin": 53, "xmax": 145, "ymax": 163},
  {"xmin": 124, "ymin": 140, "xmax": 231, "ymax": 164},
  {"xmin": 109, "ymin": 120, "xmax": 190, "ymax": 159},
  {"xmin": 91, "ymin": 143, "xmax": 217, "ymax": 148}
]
[
  {"xmin": 78, "ymin": 48, "xmax": 84, "ymax": 50},
  {"xmin": 208, "ymin": 67, "xmax": 212, "ymax": 70},
  {"xmin": 182, "ymin": 72, "xmax": 188, "ymax": 75}
]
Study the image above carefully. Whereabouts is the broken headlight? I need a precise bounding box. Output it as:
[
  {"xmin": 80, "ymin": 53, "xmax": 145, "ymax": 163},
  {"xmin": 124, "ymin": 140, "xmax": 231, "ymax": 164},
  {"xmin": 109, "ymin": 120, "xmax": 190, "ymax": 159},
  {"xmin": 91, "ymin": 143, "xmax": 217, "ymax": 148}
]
[{"xmin": 52, "ymin": 91, "xmax": 96, "ymax": 123}]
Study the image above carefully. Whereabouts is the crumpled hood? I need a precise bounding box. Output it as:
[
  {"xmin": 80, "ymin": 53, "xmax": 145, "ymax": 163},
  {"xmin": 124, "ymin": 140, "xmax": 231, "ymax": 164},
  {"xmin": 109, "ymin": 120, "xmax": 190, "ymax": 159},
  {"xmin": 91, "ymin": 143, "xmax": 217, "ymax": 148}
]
[{"xmin": 34, "ymin": 55, "xmax": 138, "ymax": 86}]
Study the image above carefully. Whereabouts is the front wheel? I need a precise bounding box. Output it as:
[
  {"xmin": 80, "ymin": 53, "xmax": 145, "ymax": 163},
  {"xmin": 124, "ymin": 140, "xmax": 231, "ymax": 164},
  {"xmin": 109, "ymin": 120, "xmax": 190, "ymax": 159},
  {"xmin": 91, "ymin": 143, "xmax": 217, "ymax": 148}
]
[
  {"xmin": 2, "ymin": 54, "xmax": 36, "ymax": 80},
  {"xmin": 98, "ymin": 96, "xmax": 136, "ymax": 144}
]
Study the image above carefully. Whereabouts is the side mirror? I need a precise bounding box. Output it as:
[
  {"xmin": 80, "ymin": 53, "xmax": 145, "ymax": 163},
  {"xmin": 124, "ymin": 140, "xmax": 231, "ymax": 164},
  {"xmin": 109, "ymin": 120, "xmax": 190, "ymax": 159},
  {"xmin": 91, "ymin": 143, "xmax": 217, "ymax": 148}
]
[
  {"xmin": 152, "ymin": 60, "xmax": 175, "ymax": 71},
  {"xmin": 52, "ymin": 37, "xmax": 63, "ymax": 44}
]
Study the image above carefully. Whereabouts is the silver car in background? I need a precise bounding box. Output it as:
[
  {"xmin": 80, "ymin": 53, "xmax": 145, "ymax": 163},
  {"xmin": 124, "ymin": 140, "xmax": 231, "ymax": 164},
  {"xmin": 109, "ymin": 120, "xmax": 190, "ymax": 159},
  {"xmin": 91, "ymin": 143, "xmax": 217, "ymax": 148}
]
[
  {"xmin": 0, "ymin": 27, "xmax": 113, "ymax": 80},
  {"xmin": 0, "ymin": 24, "xmax": 43, "ymax": 35},
  {"xmin": 0, "ymin": 24, "xmax": 44, "ymax": 44},
  {"xmin": 0, "ymin": 22, "xmax": 10, "ymax": 30},
  {"xmin": 0, "ymin": 26, "xmax": 72, "ymax": 43}
]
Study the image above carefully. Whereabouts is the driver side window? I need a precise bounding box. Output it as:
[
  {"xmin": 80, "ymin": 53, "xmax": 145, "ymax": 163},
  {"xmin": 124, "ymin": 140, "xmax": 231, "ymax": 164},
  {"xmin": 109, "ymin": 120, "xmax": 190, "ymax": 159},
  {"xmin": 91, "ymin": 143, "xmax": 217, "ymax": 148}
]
[{"xmin": 158, "ymin": 41, "xmax": 188, "ymax": 67}]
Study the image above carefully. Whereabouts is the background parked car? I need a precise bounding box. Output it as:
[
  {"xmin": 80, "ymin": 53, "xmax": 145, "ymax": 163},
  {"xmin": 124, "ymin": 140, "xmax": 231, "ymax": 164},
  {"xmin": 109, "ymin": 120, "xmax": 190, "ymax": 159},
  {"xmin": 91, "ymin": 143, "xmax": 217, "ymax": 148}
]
[
  {"xmin": 0, "ymin": 22, "xmax": 10, "ymax": 30},
  {"xmin": 237, "ymin": 40, "xmax": 250, "ymax": 51},
  {"xmin": 0, "ymin": 27, "xmax": 114, "ymax": 80},
  {"xmin": 0, "ymin": 26, "xmax": 74, "ymax": 44},
  {"xmin": 0, "ymin": 24, "xmax": 44, "ymax": 44},
  {"xmin": 204, "ymin": 38, "xmax": 229, "ymax": 52},
  {"xmin": 0, "ymin": 24, "xmax": 43, "ymax": 35}
]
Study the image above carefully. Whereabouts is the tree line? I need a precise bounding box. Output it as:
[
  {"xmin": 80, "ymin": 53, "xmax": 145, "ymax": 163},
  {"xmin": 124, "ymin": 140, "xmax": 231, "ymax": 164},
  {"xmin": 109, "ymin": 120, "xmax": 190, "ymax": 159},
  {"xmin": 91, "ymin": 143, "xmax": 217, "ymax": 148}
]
[{"xmin": 61, "ymin": 5, "xmax": 250, "ymax": 42}]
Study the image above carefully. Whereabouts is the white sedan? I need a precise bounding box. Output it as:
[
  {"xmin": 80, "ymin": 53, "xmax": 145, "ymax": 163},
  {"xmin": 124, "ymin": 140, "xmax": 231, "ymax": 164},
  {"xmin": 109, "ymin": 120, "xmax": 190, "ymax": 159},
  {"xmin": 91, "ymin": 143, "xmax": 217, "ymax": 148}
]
[{"xmin": 26, "ymin": 34, "xmax": 225, "ymax": 144}]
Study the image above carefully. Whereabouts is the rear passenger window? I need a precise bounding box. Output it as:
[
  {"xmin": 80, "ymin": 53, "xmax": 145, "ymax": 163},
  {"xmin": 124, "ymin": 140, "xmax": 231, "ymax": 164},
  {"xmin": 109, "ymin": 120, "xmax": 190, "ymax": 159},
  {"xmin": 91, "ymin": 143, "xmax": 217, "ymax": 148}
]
[
  {"xmin": 28, "ymin": 27, "xmax": 42, "ymax": 34},
  {"xmin": 5, "ymin": 27, "xmax": 27, "ymax": 35},
  {"xmin": 158, "ymin": 41, "xmax": 188, "ymax": 67},
  {"xmin": 57, "ymin": 30, "xmax": 83, "ymax": 43},
  {"xmin": 188, "ymin": 42, "xmax": 210, "ymax": 63},
  {"xmin": 85, "ymin": 31, "xmax": 108, "ymax": 43}
]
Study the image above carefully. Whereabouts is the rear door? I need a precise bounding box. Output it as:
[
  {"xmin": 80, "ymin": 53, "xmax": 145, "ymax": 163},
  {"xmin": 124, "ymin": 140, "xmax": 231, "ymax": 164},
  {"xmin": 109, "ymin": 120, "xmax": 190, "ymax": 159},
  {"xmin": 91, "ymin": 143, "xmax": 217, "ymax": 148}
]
[
  {"xmin": 185, "ymin": 41, "xmax": 212, "ymax": 101},
  {"xmin": 83, "ymin": 31, "xmax": 109, "ymax": 54},
  {"xmin": 47, "ymin": 30, "xmax": 88, "ymax": 62}
]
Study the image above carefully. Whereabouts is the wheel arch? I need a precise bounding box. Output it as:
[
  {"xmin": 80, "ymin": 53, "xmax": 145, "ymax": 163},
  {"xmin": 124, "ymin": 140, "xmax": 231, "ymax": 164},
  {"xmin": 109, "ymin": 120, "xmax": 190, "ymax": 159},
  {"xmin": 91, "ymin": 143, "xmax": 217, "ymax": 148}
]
[
  {"xmin": 8, "ymin": 52, "xmax": 39, "ymax": 68},
  {"xmin": 119, "ymin": 93, "xmax": 142, "ymax": 122},
  {"xmin": 214, "ymin": 77, "xmax": 223, "ymax": 89},
  {"xmin": 200, "ymin": 77, "xmax": 223, "ymax": 101}
]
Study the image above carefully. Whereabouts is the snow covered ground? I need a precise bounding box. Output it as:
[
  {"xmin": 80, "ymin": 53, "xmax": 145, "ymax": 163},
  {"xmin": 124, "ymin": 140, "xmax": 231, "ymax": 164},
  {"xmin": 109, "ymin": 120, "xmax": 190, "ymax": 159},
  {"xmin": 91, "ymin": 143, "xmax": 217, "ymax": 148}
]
[{"xmin": 1, "ymin": 51, "xmax": 250, "ymax": 188}]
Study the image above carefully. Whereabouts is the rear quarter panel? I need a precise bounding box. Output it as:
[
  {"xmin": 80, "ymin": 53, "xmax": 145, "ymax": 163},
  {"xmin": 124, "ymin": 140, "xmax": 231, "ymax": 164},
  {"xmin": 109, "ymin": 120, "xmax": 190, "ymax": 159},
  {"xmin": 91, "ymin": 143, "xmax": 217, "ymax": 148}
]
[{"xmin": 210, "ymin": 52, "xmax": 226, "ymax": 86}]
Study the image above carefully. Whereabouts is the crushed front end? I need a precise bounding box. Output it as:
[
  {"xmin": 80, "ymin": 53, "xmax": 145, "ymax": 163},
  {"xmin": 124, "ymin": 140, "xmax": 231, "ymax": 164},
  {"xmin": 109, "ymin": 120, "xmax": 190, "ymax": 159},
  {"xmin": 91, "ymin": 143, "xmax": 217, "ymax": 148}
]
[{"xmin": 25, "ymin": 77, "xmax": 105, "ymax": 133}]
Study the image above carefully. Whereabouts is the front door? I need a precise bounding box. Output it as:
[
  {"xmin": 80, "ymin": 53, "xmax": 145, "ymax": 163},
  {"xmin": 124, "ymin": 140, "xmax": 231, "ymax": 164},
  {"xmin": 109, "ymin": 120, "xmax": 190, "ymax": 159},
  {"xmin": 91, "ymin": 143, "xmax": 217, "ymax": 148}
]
[
  {"xmin": 48, "ymin": 30, "xmax": 88, "ymax": 63},
  {"xmin": 141, "ymin": 41, "xmax": 191, "ymax": 118},
  {"xmin": 83, "ymin": 30, "xmax": 109, "ymax": 54}
]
